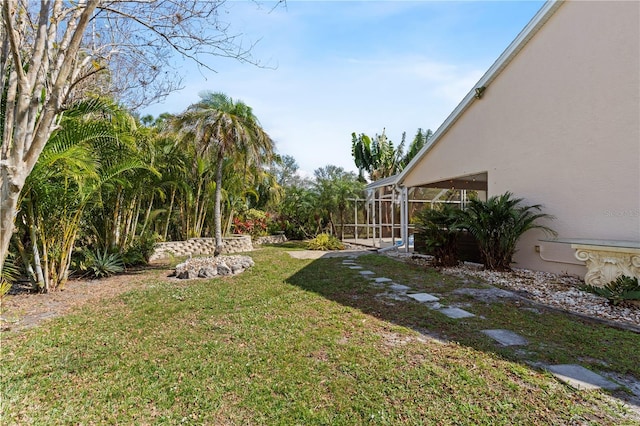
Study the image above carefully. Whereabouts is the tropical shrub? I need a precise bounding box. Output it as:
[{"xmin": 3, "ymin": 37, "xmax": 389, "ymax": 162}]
[
  {"xmin": 122, "ymin": 232, "xmax": 160, "ymax": 266},
  {"xmin": 414, "ymin": 204, "xmax": 462, "ymax": 267},
  {"xmin": 581, "ymin": 275, "xmax": 640, "ymax": 306},
  {"xmin": 307, "ymin": 233, "xmax": 344, "ymax": 251},
  {"xmin": 0, "ymin": 254, "xmax": 19, "ymax": 300},
  {"xmin": 459, "ymin": 192, "xmax": 556, "ymax": 271},
  {"xmin": 233, "ymin": 209, "xmax": 270, "ymax": 238}
]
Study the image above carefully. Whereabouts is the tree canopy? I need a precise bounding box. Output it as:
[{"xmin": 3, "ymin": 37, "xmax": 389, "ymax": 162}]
[{"xmin": 0, "ymin": 0, "xmax": 282, "ymax": 273}]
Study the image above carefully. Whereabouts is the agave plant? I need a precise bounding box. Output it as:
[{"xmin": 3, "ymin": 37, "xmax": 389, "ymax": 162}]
[
  {"xmin": 460, "ymin": 192, "xmax": 556, "ymax": 271},
  {"xmin": 414, "ymin": 204, "xmax": 462, "ymax": 267},
  {"xmin": 82, "ymin": 249, "xmax": 125, "ymax": 279}
]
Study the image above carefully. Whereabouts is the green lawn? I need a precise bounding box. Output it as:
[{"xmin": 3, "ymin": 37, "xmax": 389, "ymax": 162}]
[{"xmin": 1, "ymin": 246, "xmax": 638, "ymax": 425}]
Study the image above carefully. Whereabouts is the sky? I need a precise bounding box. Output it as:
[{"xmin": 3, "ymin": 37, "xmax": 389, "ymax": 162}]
[{"xmin": 141, "ymin": 0, "xmax": 546, "ymax": 178}]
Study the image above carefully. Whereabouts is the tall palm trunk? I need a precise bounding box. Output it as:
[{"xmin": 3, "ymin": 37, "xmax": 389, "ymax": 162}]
[
  {"xmin": 214, "ymin": 157, "xmax": 224, "ymax": 256},
  {"xmin": 26, "ymin": 200, "xmax": 46, "ymax": 290},
  {"xmin": 15, "ymin": 238, "xmax": 37, "ymax": 284},
  {"xmin": 122, "ymin": 196, "xmax": 138, "ymax": 249},
  {"xmin": 111, "ymin": 187, "xmax": 123, "ymax": 249},
  {"xmin": 163, "ymin": 188, "xmax": 176, "ymax": 241},
  {"xmin": 192, "ymin": 177, "xmax": 204, "ymax": 238},
  {"xmin": 140, "ymin": 193, "xmax": 155, "ymax": 235}
]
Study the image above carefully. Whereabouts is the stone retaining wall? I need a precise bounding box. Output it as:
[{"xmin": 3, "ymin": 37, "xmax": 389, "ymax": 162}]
[
  {"xmin": 254, "ymin": 234, "xmax": 288, "ymax": 245},
  {"xmin": 150, "ymin": 235, "xmax": 253, "ymax": 261}
]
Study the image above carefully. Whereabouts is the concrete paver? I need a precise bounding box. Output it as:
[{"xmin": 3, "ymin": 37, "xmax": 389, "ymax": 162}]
[
  {"xmin": 340, "ymin": 257, "xmax": 632, "ymax": 403},
  {"xmin": 408, "ymin": 293, "xmax": 440, "ymax": 303},
  {"xmin": 481, "ymin": 329, "xmax": 529, "ymax": 346},
  {"xmin": 389, "ymin": 284, "xmax": 411, "ymax": 292},
  {"xmin": 546, "ymin": 364, "xmax": 620, "ymax": 391},
  {"xmin": 439, "ymin": 307, "xmax": 475, "ymax": 319}
]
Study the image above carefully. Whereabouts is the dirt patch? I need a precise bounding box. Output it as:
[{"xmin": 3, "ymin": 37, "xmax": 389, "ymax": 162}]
[{"xmin": 0, "ymin": 262, "xmax": 174, "ymax": 332}]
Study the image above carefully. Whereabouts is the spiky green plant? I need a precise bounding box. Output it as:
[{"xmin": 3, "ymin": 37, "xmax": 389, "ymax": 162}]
[
  {"xmin": 581, "ymin": 275, "xmax": 640, "ymax": 306},
  {"xmin": 460, "ymin": 192, "xmax": 556, "ymax": 271},
  {"xmin": 83, "ymin": 249, "xmax": 124, "ymax": 279}
]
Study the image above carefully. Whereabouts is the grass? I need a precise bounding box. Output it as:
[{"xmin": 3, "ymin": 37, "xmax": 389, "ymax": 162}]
[{"xmin": 1, "ymin": 246, "xmax": 638, "ymax": 424}]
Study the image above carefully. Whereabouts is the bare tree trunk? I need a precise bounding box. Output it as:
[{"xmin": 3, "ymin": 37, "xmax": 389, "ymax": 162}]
[
  {"xmin": 225, "ymin": 208, "xmax": 235, "ymax": 236},
  {"xmin": 0, "ymin": 177, "xmax": 21, "ymax": 277}
]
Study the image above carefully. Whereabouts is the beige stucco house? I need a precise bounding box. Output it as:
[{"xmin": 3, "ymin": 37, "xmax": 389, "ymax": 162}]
[{"xmin": 367, "ymin": 0, "xmax": 639, "ymax": 280}]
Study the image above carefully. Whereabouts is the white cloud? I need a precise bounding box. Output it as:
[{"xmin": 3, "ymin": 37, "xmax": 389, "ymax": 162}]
[{"xmin": 141, "ymin": 1, "xmax": 543, "ymax": 175}]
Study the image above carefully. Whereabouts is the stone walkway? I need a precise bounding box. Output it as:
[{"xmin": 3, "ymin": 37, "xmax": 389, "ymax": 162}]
[{"xmin": 334, "ymin": 256, "xmax": 640, "ymax": 415}]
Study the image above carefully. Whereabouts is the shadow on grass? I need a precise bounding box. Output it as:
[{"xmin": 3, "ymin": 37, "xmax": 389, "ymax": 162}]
[
  {"xmin": 260, "ymin": 241, "xmax": 308, "ymax": 249},
  {"xmin": 284, "ymin": 253, "xmax": 640, "ymax": 409}
]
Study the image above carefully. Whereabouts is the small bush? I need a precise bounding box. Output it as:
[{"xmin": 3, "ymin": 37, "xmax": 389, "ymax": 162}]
[
  {"xmin": 122, "ymin": 232, "xmax": 159, "ymax": 266},
  {"xmin": 307, "ymin": 233, "xmax": 344, "ymax": 251},
  {"xmin": 581, "ymin": 275, "xmax": 640, "ymax": 306},
  {"xmin": 414, "ymin": 204, "xmax": 462, "ymax": 267},
  {"xmin": 233, "ymin": 209, "xmax": 272, "ymax": 238}
]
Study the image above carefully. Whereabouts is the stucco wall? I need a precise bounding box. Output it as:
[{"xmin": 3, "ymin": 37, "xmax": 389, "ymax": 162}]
[{"xmin": 403, "ymin": 1, "xmax": 640, "ymax": 275}]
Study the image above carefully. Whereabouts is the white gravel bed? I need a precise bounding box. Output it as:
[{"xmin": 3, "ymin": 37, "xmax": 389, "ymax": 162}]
[{"xmin": 385, "ymin": 251, "xmax": 640, "ymax": 329}]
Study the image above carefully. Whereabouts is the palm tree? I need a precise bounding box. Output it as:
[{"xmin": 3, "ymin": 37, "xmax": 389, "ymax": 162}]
[
  {"xmin": 174, "ymin": 92, "xmax": 275, "ymax": 254},
  {"xmin": 460, "ymin": 192, "xmax": 556, "ymax": 271},
  {"xmin": 16, "ymin": 97, "xmax": 152, "ymax": 291},
  {"xmin": 414, "ymin": 203, "xmax": 462, "ymax": 267},
  {"xmin": 400, "ymin": 128, "xmax": 433, "ymax": 168}
]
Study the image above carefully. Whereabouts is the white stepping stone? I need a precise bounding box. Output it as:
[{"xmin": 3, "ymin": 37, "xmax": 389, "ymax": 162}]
[
  {"xmin": 439, "ymin": 307, "xmax": 475, "ymax": 319},
  {"xmin": 427, "ymin": 302, "xmax": 443, "ymax": 310},
  {"xmin": 349, "ymin": 266, "xmax": 363, "ymax": 269},
  {"xmin": 373, "ymin": 277, "xmax": 393, "ymax": 283},
  {"xmin": 481, "ymin": 329, "xmax": 528, "ymax": 346},
  {"xmin": 546, "ymin": 364, "xmax": 620, "ymax": 391},
  {"xmin": 389, "ymin": 283, "xmax": 411, "ymax": 292},
  {"xmin": 377, "ymin": 292, "xmax": 407, "ymax": 302},
  {"xmin": 408, "ymin": 293, "xmax": 440, "ymax": 303},
  {"xmin": 342, "ymin": 260, "xmax": 356, "ymax": 264},
  {"xmin": 359, "ymin": 270, "xmax": 375, "ymax": 275}
]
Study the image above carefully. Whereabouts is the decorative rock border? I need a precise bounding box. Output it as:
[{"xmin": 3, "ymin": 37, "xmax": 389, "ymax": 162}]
[{"xmin": 150, "ymin": 235, "xmax": 253, "ymax": 261}]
